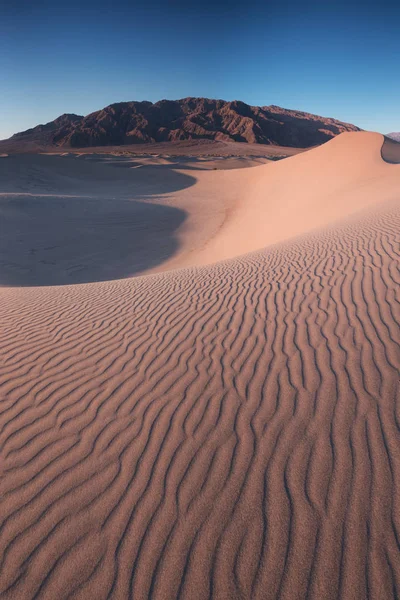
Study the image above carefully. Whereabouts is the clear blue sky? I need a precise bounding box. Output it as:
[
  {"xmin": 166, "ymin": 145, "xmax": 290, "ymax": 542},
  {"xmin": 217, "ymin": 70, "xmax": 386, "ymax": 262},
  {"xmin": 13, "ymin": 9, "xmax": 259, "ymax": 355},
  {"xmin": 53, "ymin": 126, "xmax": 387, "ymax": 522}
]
[{"xmin": 1, "ymin": 0, "xmax": 400, "ymax": 139}]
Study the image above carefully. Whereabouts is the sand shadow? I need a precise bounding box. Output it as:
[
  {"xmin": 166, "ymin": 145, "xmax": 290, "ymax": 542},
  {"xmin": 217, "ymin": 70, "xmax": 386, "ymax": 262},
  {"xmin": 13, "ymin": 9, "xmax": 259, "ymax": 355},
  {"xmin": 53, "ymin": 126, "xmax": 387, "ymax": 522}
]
[
  {"xmin": 0, "ymin": 196, "xmax": 187, "ymax": 286},
  {"xmin": 381, "ymin": 136, "xmax": 400, "ymax": 164},
  {"xmin": 0, "ymin": 156, "xmax": 197, "ymax": 286},
  {"xmin": 102, "ymin": 156, "xmax": 267, "ymax": 171}
]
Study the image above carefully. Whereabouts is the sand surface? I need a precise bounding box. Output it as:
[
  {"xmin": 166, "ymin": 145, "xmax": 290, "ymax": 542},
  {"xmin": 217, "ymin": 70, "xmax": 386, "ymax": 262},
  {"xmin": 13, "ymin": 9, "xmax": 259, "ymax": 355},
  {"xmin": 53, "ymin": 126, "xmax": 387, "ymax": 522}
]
[
  {"xmin": 381, "ymin": 135, "xmax": 400, "ymax": 164},
  {"xmin": 0, "ymin": 137, "xmax": 304, "ymax": 159},
  {"xmin": 0, "ymin": 133, "xmax": 399, "ymax": 599}
]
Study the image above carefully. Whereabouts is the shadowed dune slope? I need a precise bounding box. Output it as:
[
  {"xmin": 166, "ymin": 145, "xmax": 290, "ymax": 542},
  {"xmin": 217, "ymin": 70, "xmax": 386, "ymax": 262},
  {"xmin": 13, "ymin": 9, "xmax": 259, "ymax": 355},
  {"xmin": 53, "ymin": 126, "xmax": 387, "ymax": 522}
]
[
  {"xmin": 0, "ymin": 152, "xmax": 274, "ymax": 286},
  {"xmin": 1, "ymin": 132, "xmax": 398, "ymax": 286},
  {"xmin": 381, "ymin": 135, "xmax": 400, "ymax": 164},
  {"xmin": 0, "ymin": 154, "xmax": 197, "ymax": 286},
  {"xmin": 0, "ymin": 132, "xmax": 400, "ymax": 599}
]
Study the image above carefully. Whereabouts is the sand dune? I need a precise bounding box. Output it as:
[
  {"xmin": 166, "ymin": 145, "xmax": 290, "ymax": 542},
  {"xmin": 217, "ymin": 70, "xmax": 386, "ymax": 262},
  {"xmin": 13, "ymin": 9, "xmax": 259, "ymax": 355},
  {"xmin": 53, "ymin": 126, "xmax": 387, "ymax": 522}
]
[
  {"xmin": 44, "ymin": 139, "xmax": 303, "ymax": 158},
  {"xmin": 0, "ymin": 133, "xmax": 399, "ymax": 599},
  {"xmin": 381, "ymin": 135, "xmax": 400, "ymax": 164},
  {"xmin": 0, "ymin": 152, "xmax": 270, "ymax": 285}
]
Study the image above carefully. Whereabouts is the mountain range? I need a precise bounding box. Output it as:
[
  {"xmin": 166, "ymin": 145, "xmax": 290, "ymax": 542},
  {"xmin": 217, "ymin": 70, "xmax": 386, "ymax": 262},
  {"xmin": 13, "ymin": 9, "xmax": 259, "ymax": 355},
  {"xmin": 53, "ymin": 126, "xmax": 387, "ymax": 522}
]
[
  {"xmin": 2, "ymin": 98, "xmax": 360, "ymax": 151},
  {"xmin": 387, "ymin": 132, "xmax": 400, "ymax": 142}
]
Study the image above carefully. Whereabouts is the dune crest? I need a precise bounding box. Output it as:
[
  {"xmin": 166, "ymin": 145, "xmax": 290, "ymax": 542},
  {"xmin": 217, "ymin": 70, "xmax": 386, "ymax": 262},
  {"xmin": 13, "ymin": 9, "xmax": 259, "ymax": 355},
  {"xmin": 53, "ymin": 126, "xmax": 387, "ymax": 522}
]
[
  {"xmin": 0, "ymin": 132, "xmax": 399, "ymax": 599},
  {"xmin": 181, "ymin": 132, "xmax": 400, "ymax": 266}
]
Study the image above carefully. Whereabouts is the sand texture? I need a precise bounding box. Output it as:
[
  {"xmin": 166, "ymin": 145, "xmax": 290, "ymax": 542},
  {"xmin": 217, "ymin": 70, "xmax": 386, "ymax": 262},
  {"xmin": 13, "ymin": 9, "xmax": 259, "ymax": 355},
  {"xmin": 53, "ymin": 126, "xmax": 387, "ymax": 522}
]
[{"xmin": 0, "ymin": 132, "xmax": 399, "ymax": 599}]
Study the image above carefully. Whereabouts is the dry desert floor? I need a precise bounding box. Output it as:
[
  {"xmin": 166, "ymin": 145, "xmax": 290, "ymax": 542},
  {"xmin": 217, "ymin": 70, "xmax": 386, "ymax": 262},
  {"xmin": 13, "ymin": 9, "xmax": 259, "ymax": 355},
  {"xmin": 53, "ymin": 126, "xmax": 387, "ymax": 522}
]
[{"xmin": 0, "ymin": 132, "xmax": 399, "ymax": 599}]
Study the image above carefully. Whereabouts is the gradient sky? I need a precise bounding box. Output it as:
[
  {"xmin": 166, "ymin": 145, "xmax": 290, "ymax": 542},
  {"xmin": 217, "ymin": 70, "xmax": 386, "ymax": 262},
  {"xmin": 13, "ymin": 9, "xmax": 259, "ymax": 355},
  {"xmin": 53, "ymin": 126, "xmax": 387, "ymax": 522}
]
[{"xmin": 1, "ymin": 0, "xmax": 400, "ymax": 139}]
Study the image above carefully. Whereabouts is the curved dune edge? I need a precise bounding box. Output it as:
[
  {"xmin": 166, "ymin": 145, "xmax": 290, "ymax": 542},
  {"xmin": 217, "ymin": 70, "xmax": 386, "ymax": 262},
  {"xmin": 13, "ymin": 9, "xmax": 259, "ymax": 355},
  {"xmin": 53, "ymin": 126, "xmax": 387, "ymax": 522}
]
[
  {"xmin": 171, "ymin": 132, "xmax": 400, "ymax": 270},
  {"xmin": 0, "ymin": 132, "xmax": 400, "ymax": 599},
  {"xmin": 381, "ymin": 135, "xmax": 400, "ymax": 164}
]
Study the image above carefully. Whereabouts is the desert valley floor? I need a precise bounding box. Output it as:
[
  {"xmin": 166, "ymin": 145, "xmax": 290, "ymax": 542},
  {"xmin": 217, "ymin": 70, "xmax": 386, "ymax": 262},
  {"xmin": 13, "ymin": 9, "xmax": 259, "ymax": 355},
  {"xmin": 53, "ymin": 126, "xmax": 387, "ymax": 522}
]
[{"xmin": 0, "ymin": 132, "xmax": 399, "ymax": 599}]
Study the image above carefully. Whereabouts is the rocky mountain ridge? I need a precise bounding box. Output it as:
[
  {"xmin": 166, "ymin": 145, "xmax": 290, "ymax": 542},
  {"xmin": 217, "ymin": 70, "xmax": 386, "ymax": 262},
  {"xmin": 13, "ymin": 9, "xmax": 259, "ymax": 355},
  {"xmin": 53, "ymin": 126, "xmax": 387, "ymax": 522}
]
[{"xmin": 4, "ymin": 97, "xmax": 360, "ymax": 149}]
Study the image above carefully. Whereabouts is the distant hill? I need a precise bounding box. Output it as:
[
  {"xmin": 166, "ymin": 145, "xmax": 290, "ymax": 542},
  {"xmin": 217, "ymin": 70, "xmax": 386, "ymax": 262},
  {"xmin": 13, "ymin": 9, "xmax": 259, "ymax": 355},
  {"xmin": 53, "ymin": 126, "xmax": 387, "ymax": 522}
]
[
  {"xmin": 386, "ymin": 132, "xmax": 400, "ymax": 142},
  {"xmin": 1, "ymin": 98, "xmax": 360, "ymax": 151}
]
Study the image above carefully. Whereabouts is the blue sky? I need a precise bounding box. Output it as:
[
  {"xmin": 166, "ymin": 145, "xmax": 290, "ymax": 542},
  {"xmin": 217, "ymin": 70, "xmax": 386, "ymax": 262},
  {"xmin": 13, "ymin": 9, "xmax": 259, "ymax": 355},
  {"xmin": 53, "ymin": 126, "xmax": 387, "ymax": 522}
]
[{"xmin": 1, "ymin": 0, "xmax": 400, "ymax": 139}]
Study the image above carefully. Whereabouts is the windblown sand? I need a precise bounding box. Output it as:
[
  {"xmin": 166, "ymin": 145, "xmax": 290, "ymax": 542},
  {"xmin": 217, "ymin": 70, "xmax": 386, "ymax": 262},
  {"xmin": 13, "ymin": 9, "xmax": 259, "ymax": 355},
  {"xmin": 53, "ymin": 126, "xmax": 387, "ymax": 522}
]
[{"xmin": 0, "ymin": 133, "xmax": 399, "ymax": 599}]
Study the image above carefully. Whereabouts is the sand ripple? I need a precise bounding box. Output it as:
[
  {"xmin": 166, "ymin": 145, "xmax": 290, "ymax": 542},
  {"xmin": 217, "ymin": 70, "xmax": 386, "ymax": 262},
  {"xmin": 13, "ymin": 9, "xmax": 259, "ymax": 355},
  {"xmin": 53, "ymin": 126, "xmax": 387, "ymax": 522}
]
[{"xmin": 0, "ymin": 199, "xmax": 399, "ymax": 598}]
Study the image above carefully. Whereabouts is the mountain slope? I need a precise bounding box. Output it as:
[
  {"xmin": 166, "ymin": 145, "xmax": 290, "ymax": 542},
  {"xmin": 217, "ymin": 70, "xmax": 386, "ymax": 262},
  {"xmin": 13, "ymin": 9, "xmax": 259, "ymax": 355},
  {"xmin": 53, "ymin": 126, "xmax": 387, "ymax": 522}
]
[
  {"xmin": 3, "ymin": 98, "xmax": 360, "ymax": 150},
  {"xmin": 387, "ymin": 132, "xmax": 400, "ymax": 142}
]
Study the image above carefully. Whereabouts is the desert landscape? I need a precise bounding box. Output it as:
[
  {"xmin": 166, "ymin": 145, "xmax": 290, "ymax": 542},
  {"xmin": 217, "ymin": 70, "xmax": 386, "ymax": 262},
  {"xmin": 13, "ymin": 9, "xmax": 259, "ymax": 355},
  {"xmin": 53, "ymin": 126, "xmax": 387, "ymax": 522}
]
[{"xmin": 0, "ymin": 118, "xmax": 399, "ymax": 599}]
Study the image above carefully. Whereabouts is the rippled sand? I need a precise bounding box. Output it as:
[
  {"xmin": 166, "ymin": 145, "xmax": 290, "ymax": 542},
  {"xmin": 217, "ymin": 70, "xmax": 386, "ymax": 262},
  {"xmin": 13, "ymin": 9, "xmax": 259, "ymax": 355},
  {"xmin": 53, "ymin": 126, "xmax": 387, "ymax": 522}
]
[{"xmin": 0, "ymin": 132, "xmax": 399, "ymax": 599}]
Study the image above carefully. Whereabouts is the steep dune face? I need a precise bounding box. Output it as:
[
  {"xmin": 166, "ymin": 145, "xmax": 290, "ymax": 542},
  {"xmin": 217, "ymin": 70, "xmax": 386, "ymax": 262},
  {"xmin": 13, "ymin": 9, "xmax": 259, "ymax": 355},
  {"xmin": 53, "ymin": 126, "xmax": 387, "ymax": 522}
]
[
  {"xmin": 184, "ymin": 132, "xmax": 400, "ymax": 266},
  {"xmin": 0, "ymin": 133, "xmax": 400, "ymax": 599},
  {"xmin": 381, "ymin": 135, "xmax": 400, "ymax": 164}
]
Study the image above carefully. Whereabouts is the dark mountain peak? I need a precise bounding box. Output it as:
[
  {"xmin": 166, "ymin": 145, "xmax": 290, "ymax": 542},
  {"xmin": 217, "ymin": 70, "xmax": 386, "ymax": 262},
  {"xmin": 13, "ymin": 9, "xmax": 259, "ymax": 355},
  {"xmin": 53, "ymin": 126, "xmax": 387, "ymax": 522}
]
[
  {"xmin": 4, "ymin": 97, "xmax": 361, "ymax": 149},
  {"xmin": 106, "ymin": 100, "xmax": 153, "ymax": 112},
  {"xmin": 53, "ymin": 113, "xmax": 83, "ymax": 124},
  {"xmin": 11, "ymin": 113, "xmax": 83, "ymax": 140}
]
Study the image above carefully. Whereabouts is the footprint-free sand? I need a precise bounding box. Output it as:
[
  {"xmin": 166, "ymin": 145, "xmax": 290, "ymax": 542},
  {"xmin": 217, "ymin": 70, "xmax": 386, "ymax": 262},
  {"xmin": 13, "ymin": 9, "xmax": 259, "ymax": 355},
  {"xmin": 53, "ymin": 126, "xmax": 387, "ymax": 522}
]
[{"xmin": 0, "ymin": 132, "xmax": 399, "ymax": 599}]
